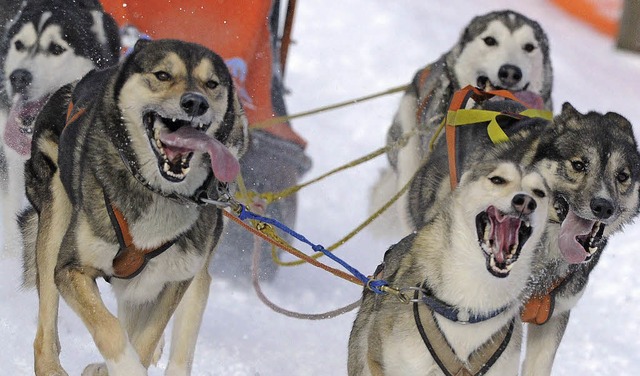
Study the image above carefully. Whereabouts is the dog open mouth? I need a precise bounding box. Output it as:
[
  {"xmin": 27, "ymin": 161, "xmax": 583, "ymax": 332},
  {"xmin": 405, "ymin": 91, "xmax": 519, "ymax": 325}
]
[
  {"xmin": 3, "ymin": 95, "xmax": 50, "ymax": 156},
  {"xmin": 143, "ymin": 111, "xmax": 240, "ymax": 183},
  {"xmin": 477, "ymin": 76, "xmax": 532, "ymax": 92},
  {"xmin": 476, "ymin": 205, "xmax": 533, "ymax": 278},
  {"xmin": 555, "ymin": 197, "xmax": 606, "ymax": 264},
  {"xmin": 476, "ymin": 76, "xmax": 543, "ymax": 109}
]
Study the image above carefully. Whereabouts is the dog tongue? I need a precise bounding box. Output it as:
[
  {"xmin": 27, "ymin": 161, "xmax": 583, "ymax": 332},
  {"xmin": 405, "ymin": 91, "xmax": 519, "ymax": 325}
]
[
  {"xmin": 3, "ymin": 97, "xmax": 46, "ymax": 156},
  {"xmin": 513, "ymin": 91, "xmax": 544, "ymax": 110},
  {"xmin": 487, "ymin": 206, "xmax": 521, "ymax": 263},
  {"xmin": 558, "ymin": 210, "xmax": 593, "ymax": 264},
  {"xmin": 159, "ymin": 126, "xmax": 240, "ymax": 182}
]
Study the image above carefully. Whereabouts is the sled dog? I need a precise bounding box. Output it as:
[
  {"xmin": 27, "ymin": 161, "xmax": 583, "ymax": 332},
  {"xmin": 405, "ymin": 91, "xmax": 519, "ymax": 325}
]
[
  {"xmin": 20, "ymin": 39, "xmax": 248, "ymax": 375},
  {"xmin": 518, "ymin": 105, "xmax": 640, "ymax": 375},
  {"xmin": 405, "ymin": 97, "xmax": 640, "ymax": 374},
  {"xmin": 348, "ymin": 157, "xmax": 550, "ymax": 376},
  {"xmin": 0, "ymin": 0, "xmax": 120, "ymax": 255},
  {"xmin": 371, "ymin": 10, "xmax": 553, "ymax": 235}
]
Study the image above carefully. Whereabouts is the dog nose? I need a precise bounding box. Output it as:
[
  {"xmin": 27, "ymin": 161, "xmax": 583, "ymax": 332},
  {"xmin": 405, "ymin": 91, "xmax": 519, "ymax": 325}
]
[
  {"xmin": 498, "ymin": 64, "xmax": 522, "ymax": 87},
  {"xmin": 10, "ymin": 69, "xmax": 33, "ymax": 95},
  {"xmin": 590, "ymin": 197, "xmax": 614, "ymax": 219},
  {"xmin": 512, "ymin": 193, "xmax": 536, "ymax": 215},
  {"xmin": 180, "ymin": 92, "xmax": 209, "ymax": 117}
]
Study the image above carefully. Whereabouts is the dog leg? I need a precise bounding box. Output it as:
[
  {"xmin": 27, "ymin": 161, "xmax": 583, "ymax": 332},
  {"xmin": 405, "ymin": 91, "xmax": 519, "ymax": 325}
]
[
  {"xmin": 1, "ymin": 153, "xmax": 25, "ymax": 257},
  {"xmin": 126, "ymin": 280, "xmax": 192, "ymax": 369},
  {"xmin": 33, "ymin": 199, "xmax": 71, "ymax": 376},
  {"xmin": 55, "ymin": 265, "xmax": 147, "ymax": 376},
  {"xmin": 521, "ymin": 311, "xmax": 570, "ymax": 376},
  {"xmin": 165, "ymin": 260, "xmax": 212, "ymax": 376}
]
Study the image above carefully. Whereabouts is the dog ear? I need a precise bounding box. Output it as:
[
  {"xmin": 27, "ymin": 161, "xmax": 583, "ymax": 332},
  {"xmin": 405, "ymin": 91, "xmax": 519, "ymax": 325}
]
[
  {"xmin": 222, "ymin": 85, "xmax": 249, "ymax": 159},
  {"xmin": 554, "ymin": 102, "xmax": 582, "ymax": 131},
  {"xmin": 604, "ymin": 111, "xmax": 634, "ymax": 133},
  {"xmin": 133, "ymin": 38, "xmax": 152, "ymax": 53}
]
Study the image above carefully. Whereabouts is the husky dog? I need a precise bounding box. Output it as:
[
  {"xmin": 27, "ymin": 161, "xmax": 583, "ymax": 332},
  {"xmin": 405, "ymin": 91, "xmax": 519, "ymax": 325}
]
[
  {"xmin": 348, "ymin": 157, "xmax": 550, "ymax": 376},
  {"xmin": 371, "ymin": 10, "xmax": 553, "ymax": 235},
  {"xmin": 518, "ymin": 105, "xmax": 640, "ymax": 375},
  {"xmin": 0, "ymin": 0, "xmax": 120, "ymax": 255},
  {"xmin": 20, "ymin": 39, "xmax": 247, "ymax": 375},
  {"xmin": 404, "ymin": 96, "xmax": 640, "ymax": 374}
]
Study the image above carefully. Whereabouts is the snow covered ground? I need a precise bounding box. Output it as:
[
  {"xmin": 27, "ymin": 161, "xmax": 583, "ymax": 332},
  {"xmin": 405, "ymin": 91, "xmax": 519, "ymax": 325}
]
[{"xmin": 2, "ymin": 0, "xmax": 639, "ymax": 374}]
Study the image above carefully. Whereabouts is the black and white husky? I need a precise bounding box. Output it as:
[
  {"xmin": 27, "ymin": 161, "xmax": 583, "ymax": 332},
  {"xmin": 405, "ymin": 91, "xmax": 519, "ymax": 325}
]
[
  {"xmin": 0, "ymin": 0, "xmax": 120, "ymax": 255},
  {"xmin": 371, "ymin": 10, "xmax": 553, "ymax": 236}
]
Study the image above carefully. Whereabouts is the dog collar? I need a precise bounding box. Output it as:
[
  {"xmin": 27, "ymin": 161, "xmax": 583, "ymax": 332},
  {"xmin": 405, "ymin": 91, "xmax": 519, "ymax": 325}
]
[
  {"xmin": 413, "ymin": 291, "xmax": 515, "ymax": 376},
  {"xmin": 117, "ymin": 149, "xmax": 225, "ymax": 207},
  {"xmin": 414, "ymin": 282, "xmax": 512, "ymax": 324}
]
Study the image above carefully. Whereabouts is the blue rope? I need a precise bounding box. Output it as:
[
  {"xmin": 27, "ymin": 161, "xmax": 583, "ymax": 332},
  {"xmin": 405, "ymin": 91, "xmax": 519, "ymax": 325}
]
[{"xmin": 237, "ymin": 204, "xmax": 388, "ymax": 294}]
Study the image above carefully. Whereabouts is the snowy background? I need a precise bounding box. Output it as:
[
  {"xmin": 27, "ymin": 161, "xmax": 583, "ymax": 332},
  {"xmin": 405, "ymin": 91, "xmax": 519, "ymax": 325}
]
[{"xmin": 2, "ymin": 0, "xmax": 640, "ymax": 374}]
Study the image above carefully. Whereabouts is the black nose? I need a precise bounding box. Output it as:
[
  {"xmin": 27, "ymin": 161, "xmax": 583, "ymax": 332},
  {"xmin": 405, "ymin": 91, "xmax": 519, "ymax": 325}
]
[
  {"xmin": 498, "ymin": 64, "xmax": 522, "ymax": 87},
  {"xmin": 590, "ymin": 197, "xmax": 614, "ymax": 220},
  {"xmin": 180, "ymin": 92, "xmax": 209, "ymax": 117},
  {"xmin": 512, "ymin": 193, "xmax": 536, "ymax": 215},
  {"xmin": 10, "ymin": 69, "xmax": 32, "ymax": 95}
]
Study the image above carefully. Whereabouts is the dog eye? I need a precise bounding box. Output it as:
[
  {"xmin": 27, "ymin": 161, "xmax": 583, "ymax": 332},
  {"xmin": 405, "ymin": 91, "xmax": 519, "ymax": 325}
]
[
  {"xmin": 523, "ymin": 43, "xmax": 536, "ymax": 52},
  {"xmin": 489, "ymin": 176, "xmax": 506, "ymax": 185},
  {"xmin": 483, "ymin": 36, "xmax": 498, "ymax": 46},
  {"xmin": 617, "ymin": 171, "xmax": 630, "ymax": 183},
  {"xmin": 532, "ymin": 189, "xmax": 546, "ymax": 198},
  {"xmin": 48, "ymin": 43, "xmax": 66, "ymax": 55},
  {"xmin": 14, "ymin": 40, "xmax": 26, "ymax": 51},
  {"xmin": 571, "ymin": 160, "xmax": 586, "ymax": 172},
  {"xmin": 205, "ymin": 80, "xmax": 219, "ymax": 89},
  {"xmin": 154, "ymin": 71, "xmax": 172, "ymax": 81}
]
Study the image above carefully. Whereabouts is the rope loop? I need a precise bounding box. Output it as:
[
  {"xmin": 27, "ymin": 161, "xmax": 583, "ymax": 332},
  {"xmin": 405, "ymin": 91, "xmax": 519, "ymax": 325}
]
[{"xmin": 366, "ymin": 279, "xmax": 389, "ymax": 295}]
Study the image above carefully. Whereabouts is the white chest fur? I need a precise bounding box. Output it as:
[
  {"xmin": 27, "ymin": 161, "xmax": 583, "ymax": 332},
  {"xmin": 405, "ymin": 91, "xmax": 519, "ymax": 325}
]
[{"xmin": 77, "ymin": 198, "xmax": 208, "ymax": 303}]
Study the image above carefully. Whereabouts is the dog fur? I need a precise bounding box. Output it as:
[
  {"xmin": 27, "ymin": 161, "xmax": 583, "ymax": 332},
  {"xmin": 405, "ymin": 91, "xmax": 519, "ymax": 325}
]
[
  {"xmin": 0, "ymin": 0, "xmax": 119, "ymax": 256},
  {"xmin": 348, "ymin": 157, "xmax": 550, "ymax": 375},
  {"xmin": 403, "ymin": 97, "xmax": 640, "ymax": 374},
  {"xmin": 371, "ymin": 10, "xmax": 553, "ymax": 236},
  {"xmin": 20, "ymin": 39, "xmax": 248, "ymax": 375}
]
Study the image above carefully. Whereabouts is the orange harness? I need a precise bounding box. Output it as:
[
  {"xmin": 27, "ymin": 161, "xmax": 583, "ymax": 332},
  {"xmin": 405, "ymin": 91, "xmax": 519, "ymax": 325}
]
[
  {"xmin": 104, "ymin": 194, "xmax": 178, "ymax": 279},
  {"xmin": 521, "ymin": 277, "xmax": 567, "ymax": 325}
]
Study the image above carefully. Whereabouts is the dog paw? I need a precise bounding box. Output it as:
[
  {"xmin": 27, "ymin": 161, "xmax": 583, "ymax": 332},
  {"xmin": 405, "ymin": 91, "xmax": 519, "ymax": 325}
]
[
  {"xmin": 35, "ymin": 368, "xmax": 69, "ymax": 376},
  {"xmin": 82, "ymin": 363, "xmax": 108, "ymax": 376},
  {"xmin": 34, "ymin": 361, "xmax": 69, "ymax": 376}
]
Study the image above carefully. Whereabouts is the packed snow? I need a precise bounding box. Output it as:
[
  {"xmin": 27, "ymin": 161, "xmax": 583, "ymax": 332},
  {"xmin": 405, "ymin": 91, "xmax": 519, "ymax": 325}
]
[{"xmin": 1, "ymin": 0, "xmax": 639, "ymax": 374}]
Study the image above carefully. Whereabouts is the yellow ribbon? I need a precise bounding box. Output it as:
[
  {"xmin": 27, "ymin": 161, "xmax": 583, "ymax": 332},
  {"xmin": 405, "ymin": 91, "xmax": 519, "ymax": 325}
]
[{"xmin": 446, "ymin": 108, "xmax": 552, "ymax": 144}]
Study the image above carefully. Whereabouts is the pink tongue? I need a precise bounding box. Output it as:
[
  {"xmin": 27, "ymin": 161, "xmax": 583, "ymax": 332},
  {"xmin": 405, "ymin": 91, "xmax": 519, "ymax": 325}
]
[
  {"xmin": 159, "ymin": 127, "xmax": 240, "ymax": 183},
  {"xmin": 3, "ymin": 99, "xmax": 42, "ymax": 156},
  {"xmin": 513, "ymin": 91, "xmax": 544, "ymax": 110},
  {"xmin": 487, "ymin": 206, "xmax": 521, "ymax": 263},
  {"xmin": 558, "ymin": 210, "xmax": 593, "ymax": 264}
]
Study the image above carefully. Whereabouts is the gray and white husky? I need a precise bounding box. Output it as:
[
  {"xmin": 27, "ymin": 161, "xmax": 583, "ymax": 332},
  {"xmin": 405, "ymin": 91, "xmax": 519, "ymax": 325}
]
[
  {"xmin": 349, "ymin": 156, "xmax": 550, "ymax": 375},
  {"xmin": 404, "ymin": 95, "xmax": 640, "ymax": 374},
  {"xmin": 20, "ymin": 39, "xmax": 248, "ymax": 375},
  {"xmin": 371, "ymin": 10, "xmax": 553, "ymax": 235},
  {"xmin": 0, "ymin": 0, "xmax": 119, "ymax": 256}
]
